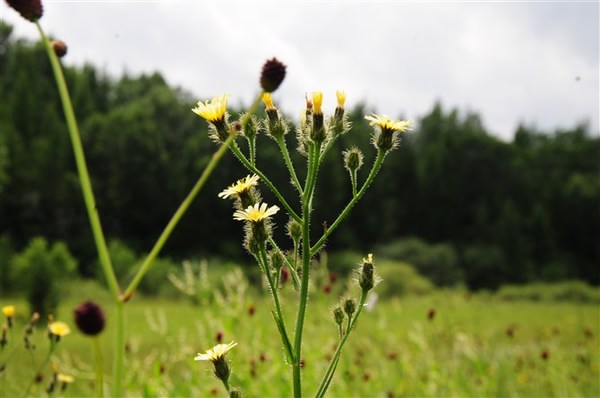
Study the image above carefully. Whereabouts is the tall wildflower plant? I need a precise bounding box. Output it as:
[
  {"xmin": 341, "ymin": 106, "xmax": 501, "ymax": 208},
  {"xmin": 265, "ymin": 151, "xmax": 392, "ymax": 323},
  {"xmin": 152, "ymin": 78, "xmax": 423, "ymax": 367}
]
[
  {"xmin": 5, "ymin": 1, "xmax": 249, "ymax": 396},
  {"xmin": 209, "ymin": 66, "xmax": 412, "ymax": 395}
]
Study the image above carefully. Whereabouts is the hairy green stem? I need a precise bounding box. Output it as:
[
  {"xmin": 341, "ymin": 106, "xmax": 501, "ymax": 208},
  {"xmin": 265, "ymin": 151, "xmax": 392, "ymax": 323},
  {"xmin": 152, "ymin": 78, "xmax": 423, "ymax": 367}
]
[
  {"xmin": 268, "ymin": 236, "xmax": 300, "ymax": 288},
  {"xmin": 276, "ymin": 136, "xmax": 303, "ymax": 194},
  {"xmin": 311, "ymin": 150, "xmax": 386, "ymax": 255},
  {"xmin": 35, "ymin": 22, "xmax": 120, "ymax": 298},
  {"xmin": 230, "ymin": 143, "xmax": 301, "ymax": 222},
  {"xmin": 113, "ymin": 301, "xmax": 125, "ymax": 397},
  {"xmin": 258, "ymin": 244, "xmax": 295, "ymax": 362},
  {"xmin": 123, "ymin": 132, "xmax": 236, "ymax": 297}
]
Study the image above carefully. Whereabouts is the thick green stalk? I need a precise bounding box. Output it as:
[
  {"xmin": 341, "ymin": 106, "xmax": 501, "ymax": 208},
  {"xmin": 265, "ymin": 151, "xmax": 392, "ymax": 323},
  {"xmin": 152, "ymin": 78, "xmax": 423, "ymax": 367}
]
[
  {"xmin": 311, "ymin": 150, "xmax": 386, "ymax": 255},
  {"xmin": 292, "ymin": 142, "xmax": 321, "ymax": 398},
  {"xmin": 315, "ymin": 292, "xmax": 368, "ymax": 398},
  {"xmin": 35, "ymin": 22, "xmax": 120, "ymax": 298},
  {"xmin": 124, "ymin": 132, "xmax": 236, "ymax": 297},
  {"xmin": 113, "ymin": 301, "xmax": 125, "ymax": 397},
  {"xmin": 230, "ymin": 143, "xmax": 301, "ymax": 222}
]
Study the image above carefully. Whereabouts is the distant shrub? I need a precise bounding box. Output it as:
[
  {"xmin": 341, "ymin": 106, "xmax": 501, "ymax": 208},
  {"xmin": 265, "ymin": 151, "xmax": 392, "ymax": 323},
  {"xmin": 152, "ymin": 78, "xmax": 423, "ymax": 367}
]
[
  {"xmin": 375, "ymin": 260, "xmax": 435, "ymax": 298},
  {"xmin": 10, "ymin": 237, "xmax": 77, "ymax": 317},
  {"xmin": 376, "ymin": 237, "xmax": 463, "ymax": 287},
  {"xmin": 461, "ymin": 244, "xmax": 507, "ymax": 290},
  {"xmin": 497, "ymin": 281, "xmax": 600, "ymax": 303}
]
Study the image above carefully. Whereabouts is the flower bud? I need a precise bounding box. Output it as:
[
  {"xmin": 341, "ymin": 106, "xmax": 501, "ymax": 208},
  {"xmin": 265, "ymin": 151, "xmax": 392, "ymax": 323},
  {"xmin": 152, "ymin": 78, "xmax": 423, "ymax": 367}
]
[
  {"xmin": 229, "ymin": 388, "xmax": 244, "ymax": 398},
  {"xmin": 343, "ymin": 147, "xmax": 364, "ymax": 173},
  {"xmin": 287, "ymin": 220, "xmax": 302, "ymax": 243},
  {"xmin": 213, "ymin": 357, "xmax": 231, "ymax": 384},
  {"xmin": 344, "ymin": 298, "xmax": 356, "ymax": 318},
  {"xmin": 242, "ymin": 114, "xmax": 259, "ymax": 140},
  {"xmin": 51, "ymin": 40, "xmax": 67, "ymax": 58},
  {"xmin": 74, "ymin": 301, "xmax": 105, "ymax": 336},
  {"xmin": 358, "ymin": 254, "xmax": 375, "ymax": 293},
  {"xmin": 333, "ymin": 307, "xmax": 344, "ymax": 326},
  {"xmin": 260, "ymin": 58, "xmax": 286, "ymax": 93},
  {"xmin": 6, "ymin": 0, "xmax": 43, "ymax": 22},
  {"xmin": 269, "ymin": 250, "xmax": 285, "ymax": 271}
]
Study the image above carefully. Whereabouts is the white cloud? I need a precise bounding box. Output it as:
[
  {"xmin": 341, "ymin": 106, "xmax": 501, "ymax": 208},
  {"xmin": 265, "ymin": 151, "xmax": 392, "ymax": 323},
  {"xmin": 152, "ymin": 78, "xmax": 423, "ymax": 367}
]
[{"xmin": 1, "ymin": 1, "xmax": 597, "ymax": 139}]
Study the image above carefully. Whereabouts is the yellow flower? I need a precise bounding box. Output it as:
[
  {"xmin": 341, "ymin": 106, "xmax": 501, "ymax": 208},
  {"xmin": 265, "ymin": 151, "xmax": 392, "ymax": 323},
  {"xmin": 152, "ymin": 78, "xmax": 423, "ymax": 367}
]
[
  {"xmin": 218, "ymin": 175, "xmax": 260, "ymax": 199},
  {"xmin": 192, "ymin": 94, "xmax": 229, "ymax": 123},
  {"xmin": 233, "ymin": 203, "xmax": 280, "ymax": 222},
  {"xmin": 262, "ymin": 92, "xmax": 275, "ymax": 110},
  {"xmin": 312, "ymin": 91, "xmax": 323, "ymax": 114},
  {"xmin": 48, "ymin": 321, "xmax": 71, "ymax": 337},
  {"xmin": 2, "ymin": 305, "xmax": 15, "ymax": 318},
  {"xmin": 336, "ymin": 90, "xmax": 346, "ymax": 108},
  {"xmin": 364, "ymin": 114, "xmax": 412, "ymax": 133},
  {"xmin": 58, "ymin": 374, "xmax": 74, "ymax": 383},
  {"xmin": 362, "ymin": 253, "xmax": 373, "ymax": 264},
  {"xmin": 194, "ymin": 341, "xmax": 237, "ymax": 362}
]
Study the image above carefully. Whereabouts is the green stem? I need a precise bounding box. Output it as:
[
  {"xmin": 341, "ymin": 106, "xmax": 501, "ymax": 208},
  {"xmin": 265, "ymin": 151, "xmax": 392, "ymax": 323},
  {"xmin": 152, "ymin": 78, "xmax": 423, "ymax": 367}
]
[
  {"xmin": 23, "ymin": 338, "xmax": 55, "ymax": 398},
  {"xmin": 311, "ymin": 150, "xmax": 386, "ymax": 255},
  {"xmin": 257, "ymin": 244, "xmax": 295, "ymax": 363},
  {"xmin": 268, "ymin": 236, "xmax": 300, "ymax": 288},
  {"xmin": 350, "ymin": 169, "xmax": 358, "ymax": 197},
  {"xmin": 112, "ymin": 301, "xmax": 125, "ymax": 397},
  {"xmin": 248, "ymin": 137, "xmax": 256, "ymax": 167},
  {"xmin": 35, "ymin": 22, "xmax": 120, "ymax": 298},
  {"xmin": 230, "ymin": 143, "xmax": 301, "ymax": 222},
  {"xmin": 315, "ymin": 292, "xmax": 368, "ymax": 398},
  {"xmin": 93, "ymin": 337, "xmax": 104, "ymax": 398},
  {"xmin": 276, "ymin": 136, "xmax": 303, "ymax": 195},
  {"xmin": 292, "ymin": 142, "xmax": 321, "ymax": 398},
  {"xmin": 123, "ymin": 132, "xmax": 236, "ymax": 297}
]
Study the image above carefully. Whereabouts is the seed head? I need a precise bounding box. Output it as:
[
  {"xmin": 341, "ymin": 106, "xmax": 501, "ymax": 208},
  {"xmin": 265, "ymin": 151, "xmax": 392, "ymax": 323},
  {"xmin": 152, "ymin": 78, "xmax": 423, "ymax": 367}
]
[
  {"xmin": 51, "ymin": 40, "xmax": 67, "ymax": 58},
  {"xmin": 6, "ymin": 0, "xmax": 43, "ymax": 22}
]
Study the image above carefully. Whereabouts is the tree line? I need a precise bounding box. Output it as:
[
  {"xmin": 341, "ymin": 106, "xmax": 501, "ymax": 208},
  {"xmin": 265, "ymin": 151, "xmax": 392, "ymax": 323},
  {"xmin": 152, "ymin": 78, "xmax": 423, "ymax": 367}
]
[{"xmin": 1, "ymin": 22, "xmax": 598, "ymax": 289}]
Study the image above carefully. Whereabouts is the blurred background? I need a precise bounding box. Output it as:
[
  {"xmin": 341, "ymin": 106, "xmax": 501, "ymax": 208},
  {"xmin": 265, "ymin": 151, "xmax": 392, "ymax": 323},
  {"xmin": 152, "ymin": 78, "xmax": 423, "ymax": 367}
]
[{"xmin": 1, "ymin": 1, "xmax": 598, "ymax": 297}]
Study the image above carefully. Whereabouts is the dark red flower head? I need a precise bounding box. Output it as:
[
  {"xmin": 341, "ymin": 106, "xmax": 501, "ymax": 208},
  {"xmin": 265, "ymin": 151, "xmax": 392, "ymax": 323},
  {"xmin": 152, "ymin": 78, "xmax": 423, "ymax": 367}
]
[
  {"xmin": 260, "ymin": 58, "xmax": 286, "ymax": 93},
  {"xmin": 6, "ymin": 0, "xmax": 43, "ymax": 22},
  {"xmin": 74, "ymin": 301, "xmax": 105, "ymax": 336}
]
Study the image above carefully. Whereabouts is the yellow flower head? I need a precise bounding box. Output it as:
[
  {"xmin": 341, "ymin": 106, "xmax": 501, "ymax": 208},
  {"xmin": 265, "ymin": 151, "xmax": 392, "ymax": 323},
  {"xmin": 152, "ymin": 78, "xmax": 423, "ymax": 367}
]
[
  {"xmin": 262, "ymin": 92, "xmax": 275, "ymax": 110},
  {"xmin": 336, "ymin": 90, "xmax": 346, "ymax": 108},
  {"xmin": 58, "ymin": 374, "xmax": 74, "ymax": 383},
  {"xmin": 2, "ymin": 305, "xmax": 15, "ymax": 318},
  {"xmin": 233, "ymin": 203, "xmax": 280, "ymax": 223},
  {"xmin": 48, "ymin": 321, "xmax": 71, "ymax": 337},
  {"xmin": 192, "ymin": 94, "xmax": 229, "ymax": 123},
  {"xmin": 312, "ymin": 91, "xmax": 323, "ymax": 114},
  {"xmin": 218, "ymin": 174, "xmax": 260, "ymax": 199},
  {"xmin": 362, "ymin": 253, "xmax": 374, "ymax": 264},
  {"xmin": 364, "ymin": 114, "xmax": 412, "ymax": 133},
  {"xmin": 194, "ymin": 341, "xmax": 237, "ymax": 362}
]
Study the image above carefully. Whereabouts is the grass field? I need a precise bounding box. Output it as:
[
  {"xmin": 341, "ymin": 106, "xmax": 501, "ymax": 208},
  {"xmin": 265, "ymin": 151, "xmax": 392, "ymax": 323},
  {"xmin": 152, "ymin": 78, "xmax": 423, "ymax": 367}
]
[{"xmin": 1, "ymin": 278, "xmax": 598, "ymax": 397}]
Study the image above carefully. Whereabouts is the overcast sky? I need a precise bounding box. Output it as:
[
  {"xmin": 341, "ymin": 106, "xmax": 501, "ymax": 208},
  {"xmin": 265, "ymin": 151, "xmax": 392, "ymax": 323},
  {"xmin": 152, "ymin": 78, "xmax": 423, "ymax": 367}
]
[{"xmin": 2, "ymin": 1, "xmax": 598, "ymax": 140}]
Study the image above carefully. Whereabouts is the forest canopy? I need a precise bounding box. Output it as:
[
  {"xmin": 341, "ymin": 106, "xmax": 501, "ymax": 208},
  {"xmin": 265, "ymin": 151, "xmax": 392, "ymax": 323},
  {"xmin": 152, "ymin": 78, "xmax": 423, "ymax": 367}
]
[{"xmin": 1, "ymin": 22, "xmax": 598, "ymax": 289}]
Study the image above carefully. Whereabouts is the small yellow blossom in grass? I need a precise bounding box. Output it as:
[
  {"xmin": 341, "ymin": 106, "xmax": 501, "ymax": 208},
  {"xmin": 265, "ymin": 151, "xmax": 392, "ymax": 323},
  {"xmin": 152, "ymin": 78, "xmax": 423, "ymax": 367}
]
[
  {"xmin": 262, "ymin": 92, "xmax": 275, "ymax": 110},
  {"xmin": 192, "ymin": 94, "xmax": 229, "ymax": 123},
  {"xmin": 312, "ymin": 91, "xmax": 323, "ymax": 114},
  {"xmin": 336, "ymin": 90, "xmax": 346, "ymax": 108},
  {"xmin": 233, "ymin": 203, "xmax": 280, "ymax": 223},
  {"xmin": 194, "ymin": 341, "xmax": 238, "ymax": 362},
  {"xmin": 48, "ymin": 321, "xmax": 71, "ymax": 337},
  {"xmin": 364, "ymin": 114, "xmax": 412, "ymax": 133},
  {"xmin": 57, "ymin": 374, "xmax": 74, "ymax": 383},
  {"xmin": 218, "ymin": 174, "xmax": 260, "ymax": 199},
  {"xmin": 2, "ymin": 305, "xmax": 15, "ymax": 318}
]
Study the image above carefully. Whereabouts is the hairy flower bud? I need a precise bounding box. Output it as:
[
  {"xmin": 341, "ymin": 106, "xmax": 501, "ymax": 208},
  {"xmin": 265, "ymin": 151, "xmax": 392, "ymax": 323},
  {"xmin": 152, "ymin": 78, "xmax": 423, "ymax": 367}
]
[
  {"xmin": 269, "ymin": 250, "xmax": 285, "ymax": 271},
  {"xmin": 343, "ymin": 147, "xmax": 364, "ymax": 173},
  {"xmin": 287, "ymin": 220, "xmax": 302, "ymax": 243},
  {"xmin": 6, "ymin": 0, "xmax": 43, "ymax": 22},
  {"xmin": 260, "ymin": 58, "xmax": 286, "ymax": 93},
  {"xmin": 358, "ymin": 253, "xmax": 376, "ymax": 293},
  {"xmin": 333, "ymin": 306, "xmax": 345, "ymax": 326},
  {"xmin": 344, "ymin": 298, "xmax": 356, "ymax": 318},
  {"xmin": 74, "ymin": 301, "xmax": 105, "ymax": 336}
]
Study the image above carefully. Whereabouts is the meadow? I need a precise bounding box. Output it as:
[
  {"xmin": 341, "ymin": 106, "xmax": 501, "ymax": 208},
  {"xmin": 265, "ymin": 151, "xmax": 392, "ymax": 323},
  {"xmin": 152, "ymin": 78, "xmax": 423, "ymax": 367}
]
[{"xmin": 1, "ymin": 271, "xmax": 598, "ymax": 398}]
